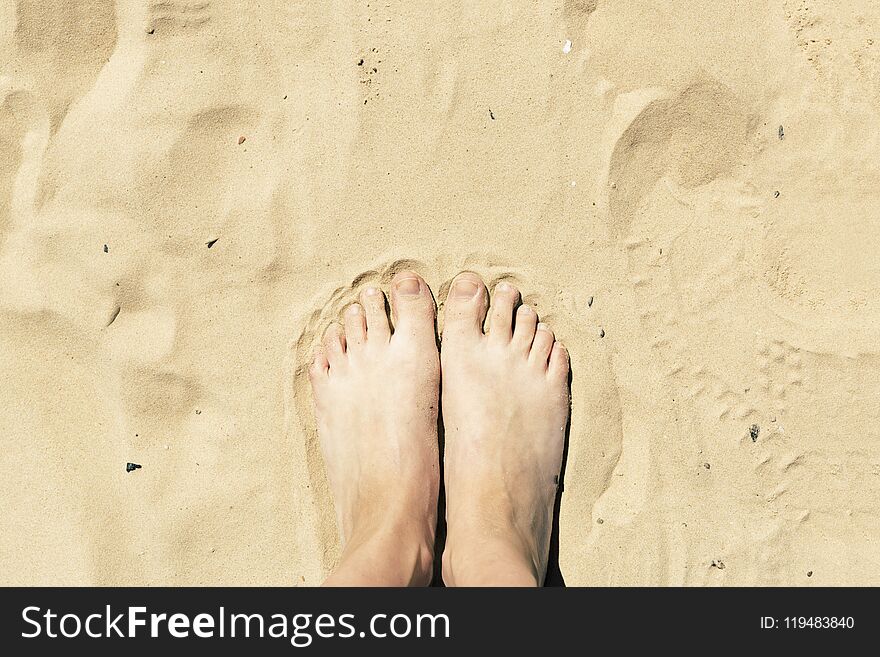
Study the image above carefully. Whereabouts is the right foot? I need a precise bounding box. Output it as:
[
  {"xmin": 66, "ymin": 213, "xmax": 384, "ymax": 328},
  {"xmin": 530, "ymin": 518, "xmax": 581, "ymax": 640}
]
[
  {"xmin": 309, "ymin": 271, "xmax": 440, "ymax": 586},
  {"xmin": 440, "ymin": 273, "xmax": 570, "ymax": 586}
]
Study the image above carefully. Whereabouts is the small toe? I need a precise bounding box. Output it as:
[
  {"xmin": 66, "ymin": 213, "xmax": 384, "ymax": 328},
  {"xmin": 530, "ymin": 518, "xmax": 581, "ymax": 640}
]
[
  {"xmin": 441, "ymin": 272, "xmax": 488, "ymax": 343},
  {"xmin": 548, "ymin": 341, "xmax": 570, "ymax": 380},
  {"xmin": 488, "ymin": 281, "xmax": 520, "ymax": 344},
  {"xmin": 360, "ymin": 286, "xmax": 391, "ymax": 343},
  {"xmin": 512, "ymin": 303, "xmax": 538, "ymax": 351},
  {"xmin": 529, "ymin": 322, "xmax": 554, "ymax": 367},
  {"xmin": 322, "ymin": 322, "xmax": 347, "ymax": 369},
  {"xmin": 389, "ymin": 271, "xmax": 436, "ymax": 344},
  {"xmin": 309, "ymin": 346, "xmax": 330, "ymax": 381},
  {"xmin": 343, "ymin": 303, "xmax": 367, "ymax": 349}
]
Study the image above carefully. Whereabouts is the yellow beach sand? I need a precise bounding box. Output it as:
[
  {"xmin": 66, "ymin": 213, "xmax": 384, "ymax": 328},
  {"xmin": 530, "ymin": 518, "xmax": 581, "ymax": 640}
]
[{"xmin": 1, "ymin": 0, "xmax": 879, "ymax": 585}]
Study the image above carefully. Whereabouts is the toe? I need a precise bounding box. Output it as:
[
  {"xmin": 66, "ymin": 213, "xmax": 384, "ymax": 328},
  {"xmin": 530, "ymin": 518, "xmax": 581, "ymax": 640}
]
[
  {"xmin": 512, "ymin": 303, "xmax": 538, "ymax": 351},
  {"xmin": 389, "ymin": 271, "xmax": 436, "ymax": 344},
  {"xmin": 322, "ymin": 322, "xmax": 347, "ymax": 370},
  {"xmin": 309, "ymin": 346, "xmax": 330, "ymax": 381},
  {"xmin": 360, "ymin": 286, "xmax": 391, "ymax": 343},
  {"xmin": 441, "ymin": 272, "xmax": 488, "ymax": 343},
  {"xmin": 488, "ymin": 281, "xmax": 520, "ymax": 344},
  {"xmin": 529, "ymin": 322, "xmax": 554, "ymax": 368},
  {"xmin": 548, "ymin": 341, "xmax": 570, "ymax": 380},
  {"xmin": 344, "ymin": 303, "xmax": 367, "ymax": 349}
]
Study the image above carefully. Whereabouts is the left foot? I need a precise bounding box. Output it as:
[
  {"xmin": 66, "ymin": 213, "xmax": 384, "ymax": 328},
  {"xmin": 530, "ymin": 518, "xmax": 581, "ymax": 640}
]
[{"xmin": 309, "ymin": 271, "xmax": 440, "ymax": 586}]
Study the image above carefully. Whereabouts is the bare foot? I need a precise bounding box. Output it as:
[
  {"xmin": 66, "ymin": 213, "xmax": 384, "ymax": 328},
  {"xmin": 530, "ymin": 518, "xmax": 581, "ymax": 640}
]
[
  {"xmin": 440, "ymin": 273, "xmax": 570, "ymax": 586},
  {"xmin": 309, "ymin": 271, "xmax": 440, "ymax": 586}
]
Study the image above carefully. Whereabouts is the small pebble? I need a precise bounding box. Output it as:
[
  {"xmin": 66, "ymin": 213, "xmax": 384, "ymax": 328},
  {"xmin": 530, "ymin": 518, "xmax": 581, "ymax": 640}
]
[
  {"xmin": 587, "ymin": 295, "xmax": 594, "ymax": 307},
  {"xmin": 596, "ymin": 518, "xmax": 604, "ymax": 524},
  {"xmin": 599, "ymin": 327, "xmax": 605, "ymax": 338},
  {"xmin": 238, "ymin": 136, "xmax": 246, "ymax": 145},
  {"xmin": 126, "ymin": 462, "xmax": 142, "ymax": 473}
]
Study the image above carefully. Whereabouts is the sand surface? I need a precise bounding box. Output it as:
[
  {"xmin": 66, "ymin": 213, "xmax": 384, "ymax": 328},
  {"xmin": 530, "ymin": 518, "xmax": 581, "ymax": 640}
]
[{"xmin": 2, "ymin": 1, "xmax": 879, "ymax": 586}]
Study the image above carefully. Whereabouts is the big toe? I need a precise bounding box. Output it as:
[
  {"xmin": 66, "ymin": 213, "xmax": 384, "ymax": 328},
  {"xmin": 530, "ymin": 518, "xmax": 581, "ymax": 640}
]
[
  {"xmin": 389, "ymin": 271, "xmax": 436, "ymax": 344},
  {"xmin": 442, "ymin": 272, "xmax": 488, "ymax": 343}
]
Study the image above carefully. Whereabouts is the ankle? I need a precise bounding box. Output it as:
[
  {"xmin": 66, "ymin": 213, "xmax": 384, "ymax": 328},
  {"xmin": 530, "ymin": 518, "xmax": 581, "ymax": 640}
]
[
  {"xmin": 327, "ymin": 519, "xmax": 435, "ymax": 587},
  {"xmin": 442, "ymin": 537, "xmax": 541, "ymax": 587}
]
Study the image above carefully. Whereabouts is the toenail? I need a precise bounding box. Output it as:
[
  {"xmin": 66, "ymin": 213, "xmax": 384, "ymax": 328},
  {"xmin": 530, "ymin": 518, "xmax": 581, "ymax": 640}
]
[
  {"xmin": 451, "ymin": 279, "xmax": 480, "ymax": 299},
  {"xmin": 518, "ymin": 304, "xmax": 532, "ymax": 314},
  {"xmin": 347, "ymin": 304, "xmax": 361, "ymax": 315},
  {"xmin": 365, "ymin": 286, "xmax": 381, "ymax": 296},
  {"xmin": 497, "ymin": 281, "xmax": 511, "ymax": 292},
  {"xmin": 538, "ymin": 322, "xmax": 551, "ymax": 332},
  {"xmin": 394, "ymin": 277, "xmax": 421, "ymax": 296}
]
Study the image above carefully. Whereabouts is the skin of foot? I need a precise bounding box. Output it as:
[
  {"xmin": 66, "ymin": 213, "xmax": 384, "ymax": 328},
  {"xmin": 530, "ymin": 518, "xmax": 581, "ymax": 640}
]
[
  {"xmin": 309, "ymin": 271, "xmax": 440, "ymax": 586},
  {"xmin": 440, "ymin": 273, "xmax": 570, "ymax": 586}
]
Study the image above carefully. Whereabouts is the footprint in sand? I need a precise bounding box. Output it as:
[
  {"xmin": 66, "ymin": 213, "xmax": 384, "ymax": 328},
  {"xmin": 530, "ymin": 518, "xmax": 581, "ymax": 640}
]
[
  {"xmin": 0, "ymin": 88, "xmax": 44, "ymax": 240},
  {"xmin": 603, "ymin": 78, "xmax": 757, "ymax": 241},
  {"xmin": 146, "ymin": 0, "xmax": 213, "ymax": 37},
  {"xmin": 562, "ymin": 0, "xmax": 599, "ymax": 35},
  {"xmin": 757, "ymin": 338, "xmax": 804, "ymax": 419},
  {"xmin": 11, "ymin": 0, "xmax": 117, "ymax": 131},
  {"xmin": 604, "ymin": 70, "xmax": 880, "ymax": 344},
  {"xmin": 0, "ymin": 86, "xmax": 50, "ymax": 309},
  {"xmin": 593, "ymin": 68, "xmax": 880, "ymax": 582}
]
